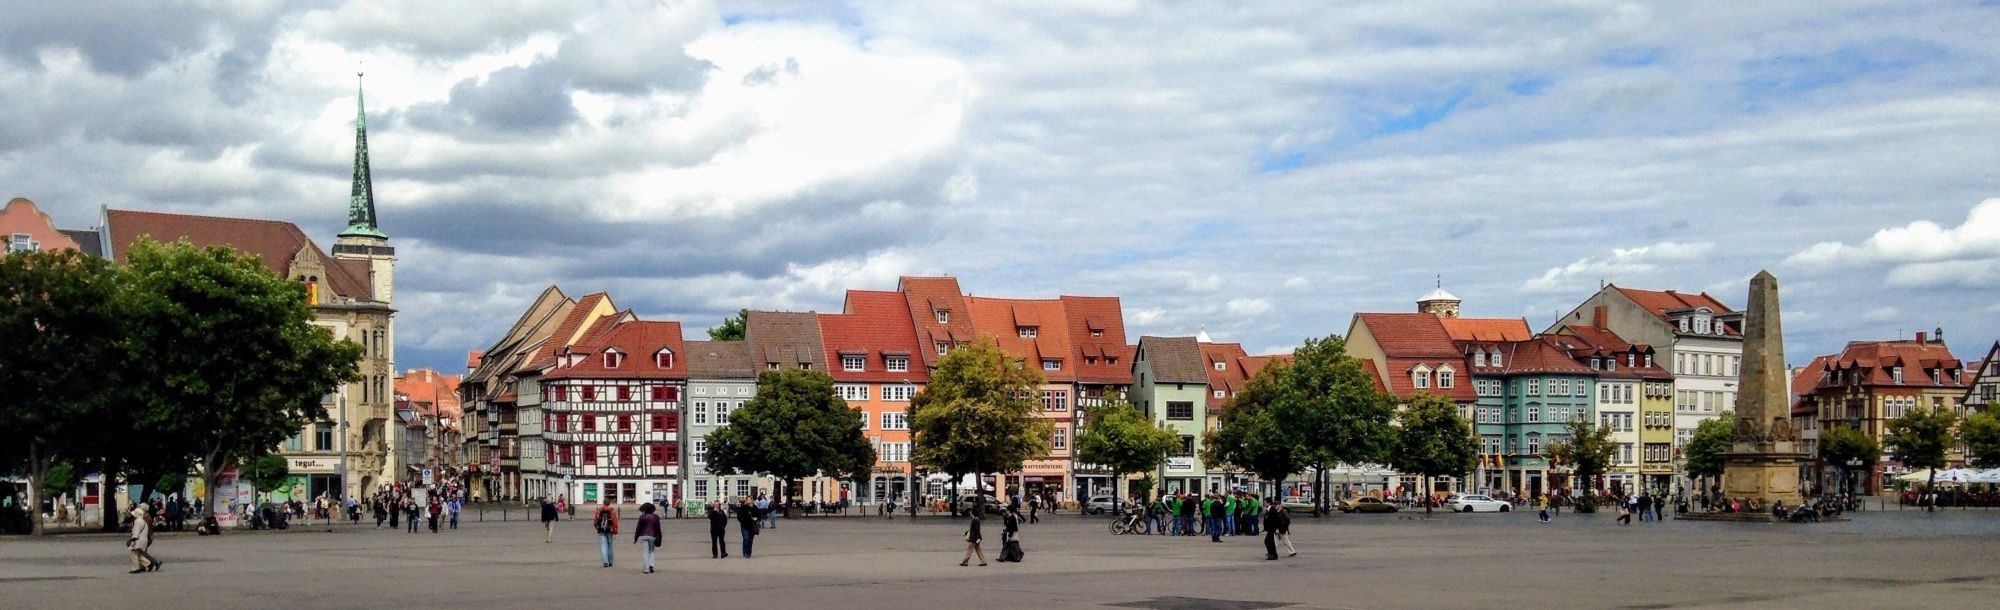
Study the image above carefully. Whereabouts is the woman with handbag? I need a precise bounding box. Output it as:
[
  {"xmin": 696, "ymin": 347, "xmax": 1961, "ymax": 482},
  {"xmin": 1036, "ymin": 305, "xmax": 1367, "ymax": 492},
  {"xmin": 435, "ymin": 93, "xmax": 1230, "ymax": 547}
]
[
  {"xmin": 959, "ymin": 506, "xmax": 988, "ymax": 567},
  {"xmin": 633, "ymin": 503, "xmax": 661, "ymax": 574}
]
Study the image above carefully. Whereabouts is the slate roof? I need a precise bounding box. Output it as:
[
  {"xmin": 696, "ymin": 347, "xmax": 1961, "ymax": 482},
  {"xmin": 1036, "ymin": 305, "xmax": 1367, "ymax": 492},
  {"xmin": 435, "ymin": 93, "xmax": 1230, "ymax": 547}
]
[
  {"xmin": 898, "ymin": 276, "xmax": 976, "ymax": 370},
  {"xmin": 966, "ymin": 296, "xmax": 1077, "ymax": 383},
  {"xmin": 1138, "ymin": 336, "xmax": 1207, "ymax": 385},
  {"xmin": 746, "ymin": 310, "xmax": 825, "ymax": 371},
  {"xmin": 684, "ymin": 340, "xmax": 755, "ymax": 380},
  {"xmin": 543, "ymin": 319, "xmax": 688, "ymax": 380},
  {"xmin": 104, "ymin": 209, "xmax": 374, "ymax": 301},
  {"xmin": 58, "ymin": 229, "xmax": 100, "ymax": 256},
  {"xmin": 819, "ymin": 290, "xmax": 929, "ymax": 383}
]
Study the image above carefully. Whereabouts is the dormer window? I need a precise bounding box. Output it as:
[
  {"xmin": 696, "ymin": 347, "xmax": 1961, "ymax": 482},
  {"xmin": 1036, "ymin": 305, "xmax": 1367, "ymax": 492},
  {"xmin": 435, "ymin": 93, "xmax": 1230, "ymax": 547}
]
[
  {"xmin": 1091, "ymin": 329, "xmax": 1103, "ymax": 338},
  {"xmin": 842, "ymin": 355, "xmax": 866, "ymax": 372},
  {"xmin": 1679, "ymin": 318, "xmax": 1690, "ymax": 332},
  {"xmin": 1085, "ymin": 356, "xmax": 1099, "ymax": 365},
  {"xmin": 1437, "ymin": 368, "xmax": 1455, "ymax": 389},
  {"xmin": 1694, "ymin": 310, "xmax": 1712, "ymax": 334},
  {"xmin": 1891, "ymin": 366, "xmax": 1903, "ymax": 383},
  {"xmin": 655, "ymin": 349, "xmax": 674, "ymax": 369},
  {"xmin": 1106, "ymin": 356, "xmax": 1118, "ymax": 365},
  {"xmin": 1591, "ymin": 358, "xmax": 1602, "ymax": 370},
  {"xmin": 1042, "ymin": 359, "xmax": 1061, "ymax": 371},
  {"xmin": 1474, "ymin": 351, "xmax": 1487, "ymax": 367},
  {"xmin": 1214, "ymin": 361, "xmax": 1226, "ymax": 371},
  {"xmin": 1412, "ymin": 365, "xmax": 1432, "ymax": 389},
  {"xmin": 886, "ymin": 356, "xmax": 909, "ymax": 372},
  {"xmin": 1626, "ymin": 354, "xmax": 1635, "ymax": 367},
  {"xmin": 1606, "ymin": 360, "xmax": 1616, "ymax": 372},
  {"xmin": 1644, "ymin": 354, "xmax": 1653, "ymax": 368},
  {"xmin": 1018, "ymin": 326, "xmax": 1038, "ymax": 339},
  {"xmin": 935, "ymin": 310, "xmax": 949, "ymax": 324},
  {"xmin": 936, "ymin": 341, "xmax": 949, "ymax": 356},
  {"xmin": 767, "ymin": 362, "xmax": 780, "ymax": 371},
  {"xmin": 799, "ymin": 362, "xmax": 812, "ymax": 370},
  {"xmin": 1213, "ymin": 390, "xmax": 1225, "ymax": 398},
  {"xmin": 602, "ymin": 349, "xmax": 624, "ymax": 368}
]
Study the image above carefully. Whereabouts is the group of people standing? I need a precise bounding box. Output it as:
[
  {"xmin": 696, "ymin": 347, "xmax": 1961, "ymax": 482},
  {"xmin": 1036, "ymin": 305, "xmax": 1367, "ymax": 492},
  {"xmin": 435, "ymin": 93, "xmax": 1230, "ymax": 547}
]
[
  {"xmin": 368, "ymin": 488, "xmax": 460, "ymax": 533},
  {"xmin": 554, "ymin": 495, "xmax": 774, "ymax": 573},
  {"xmin": 1144, "ymin": 491, "xmax": 1270, "ymax": 541}
]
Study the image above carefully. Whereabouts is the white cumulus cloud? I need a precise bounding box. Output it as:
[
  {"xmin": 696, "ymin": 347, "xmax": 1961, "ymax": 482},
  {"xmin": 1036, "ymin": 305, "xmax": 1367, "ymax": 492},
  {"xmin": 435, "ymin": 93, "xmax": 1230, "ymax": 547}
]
[
  {"xmin": 1524, "ymin": 241, "xmax": 1715, "ymax": 294},
  {"xmin": 1785, "ymin": 199, "xmax": 2000, "ymax": 288}
]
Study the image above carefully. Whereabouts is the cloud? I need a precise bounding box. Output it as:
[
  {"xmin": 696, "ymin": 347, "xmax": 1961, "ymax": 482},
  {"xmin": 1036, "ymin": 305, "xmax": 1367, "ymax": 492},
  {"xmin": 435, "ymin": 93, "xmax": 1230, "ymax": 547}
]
[
  {"xmin": 1785, "ymin": 199, "xmax": 2000, "ymax": 285},
  {"xmin": 1226, "ymin": 298, "xmax": 1273, "ymax": 318},
  {"xmin": 1863, "ymin": 306, "xmax": 1900, "ymax": 322},
  {"xmin": 1282, "ymin": 276, "xmax": 1310, "ymax": 290},
  {"xmin": 1524, "ymin": 241, "xmax": 1716, "ymax": 293}
]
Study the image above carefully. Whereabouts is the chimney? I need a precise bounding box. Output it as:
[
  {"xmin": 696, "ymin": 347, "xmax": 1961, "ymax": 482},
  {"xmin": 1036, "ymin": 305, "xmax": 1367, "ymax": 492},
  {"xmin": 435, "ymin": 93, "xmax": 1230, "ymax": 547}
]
[
  {"xmin": 1592, "ymin": 305, "xmax": 1608, "ymax": 328},
  {"xmin": 1915, "ymin": 331, "xmax": 1927, "ymax": 345}
]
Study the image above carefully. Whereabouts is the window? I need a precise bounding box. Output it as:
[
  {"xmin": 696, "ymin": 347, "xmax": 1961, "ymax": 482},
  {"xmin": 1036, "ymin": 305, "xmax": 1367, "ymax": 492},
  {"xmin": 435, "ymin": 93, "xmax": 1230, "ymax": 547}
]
[
  {"xmin": 651, "ymin": 412, "xmax": 676, "ymax": 433},
  {"xmin": 617, "ymin": 414, "xmax": 632, "ymax": 432},
  {"xmin": 7, "ymin": 233, "xmax": 38, "ymax": 252},
  {"xmin": 655, "ymin": 350, "xmax": 674, "ymax": 368},
  {"xmin": 314, "ymin": 422, "xmax": 334, "ymax": 451},
  {"xmin": 715, "ymin": 403, "xmax": 731, "ymax": 426},
  {"xmin": 1166, "ymin": 401, "xmax": 1195, "ymax": 420},
  {"xmin": 886, "ymin": 356, "xmax": 909, "ymax": 372},
  {"xmin": 583, "ymin": 444, "xmax": 598, "ymax": 463},
  {"xmin": 881, "ymin": 442, "xmax": 909, "ymax": 462},
  {"xmin": 604, "ymin": 349, "xmax": 624, "ymax": 368},
  {"xmin": 1042, "ymin": 390, "xmax": 1068, "ymax": 411},
  {"xmin": 1177, "ymin": 435, "xmax": 1196, "ymax": 456},
  {"xmin": 1214, "ymin": 361, "xmax": 1227, "ymax": 372},
  {"xmin": 1592, "ymin": 357, "xmax": 1602, "ymax": 370},
  {"xmin": 1474, "ymin": 351, "xmax": 1487, "ymax": 367},
  {"xmin": 650, "ymin": 385, "xmax": 679, "ymax": 402},
  {"xmin": 692, "ymin": 439, "xmax": 706, "ymax": 463},
  {"xmin": 1490, "ymin": 353, "xmax": 1502, "ymax": 367},
  {"xmin": 1644, "ymin": 354, "xmax": 1653, "ymax": 368},
  {"xmin": 1413, "ymin": 368, "xmax": 1430, "ymax": 389},
  {"xmin": 693, "ymin": 402, "xmax": 708, "ymax": 425},
  {"xmin": 1483, "ymin": 435, "xmax": 1501, "ymax": 454},
  {"xmin": 882, "ymin": 385, "xmax": 915, "ymax": 401},
  {"xmin": 582, "ymin": 386, "xmax": 597, "ymax": 402},
  {"xmin": 1213, "ymin": 390, "xmax": 1225, "ymax": 399},
  {"xmin": 1606, "ymin": 359, "xmax": 1616, "ymax": 372},
  {"xmin": 836, "ymin": 384, "xmax": 870, "ymax": 401},
  {"xmin": 936, "ymin": 342, "xmax": 949, "ymax": 356},
  {"xmin": 1018, "ymin": 326, "xmax": 1037, "ymax": 338},
  {"xmin": 734, "ymin": 479, "xmax": 751, "ymax": 499},
  {"xmin": 617, "ymin": 385, "xmax": 632, "ymax": 401},
  {"xmin": 1527, "ymin": 404, "xmax": 1540, "ymax": 422},
  {"xmin": 1527, "ymin": 379, "xmax": 1540, "ymax": 396},
  {"xmin": 1091, "ymin": 329, "xmax": 1103, "ymax": 337},
  {"xmin": 1526, "ymin": 433, "xmax": 1541, "ymax": 455},
  {"xmin": 880, "ymin": 412, "xmax": 908, "ymax": 430},
  {"xmin": 842, "ymin": 355, "xmax": 866, "ymax": 371},
  {"xmin": 1600, "ymin": 384, "xmax": 1610, "ymax": 402},
  {"xmin": 936, "ymin": 310, "xmax": 950, "ymax": 324},
  {"xmin": 1891, "ymin": 366, "xmax": 1903, "ymax": 383},
  {"xmin": 1438, "ymin": 369, "xmax": 1455, "ymax": 389},
  {"xmin": 582, "ymin": 414, "xmax": 597, "ymax": 432},
  {"xmin": 1052, "ymin": 427, "xmax": 1067, "ymax": 450},
  {"xmin": 694, "ymin": 479, "xmax": 709, "ymax": 500},
  {"xmin": 1619, "ymin": 443, "xmax": 1633, "ymax": 466},
  {"xmin": 799, "ymin": 362, "xmax": 812, "ymax": 370},
  {"xmin": 619, "ymin": 445, "xmax": 633, "ymax": 467},
  {"xmin": 1042, "ymin": 359, "xmax": 1061, "ymax": 371}
]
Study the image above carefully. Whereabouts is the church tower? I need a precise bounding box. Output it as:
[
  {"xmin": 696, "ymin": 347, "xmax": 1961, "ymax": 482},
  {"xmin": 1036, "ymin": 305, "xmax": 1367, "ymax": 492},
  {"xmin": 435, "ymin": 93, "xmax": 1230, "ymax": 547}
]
[
  {"xmin": 1416, "ymin": 278, "xmax": 1460, "ymax": 318},
  {"xmin": 331, "ymin": 70, "xmax": 395, "ymax": 304}
]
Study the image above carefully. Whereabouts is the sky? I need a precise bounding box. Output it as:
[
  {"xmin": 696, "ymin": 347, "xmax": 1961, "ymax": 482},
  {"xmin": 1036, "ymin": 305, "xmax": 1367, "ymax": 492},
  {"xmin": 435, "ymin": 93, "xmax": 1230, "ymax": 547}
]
[{"xmin": 5, "ymin": 0, "xmax": 2000, "ymax": 374}]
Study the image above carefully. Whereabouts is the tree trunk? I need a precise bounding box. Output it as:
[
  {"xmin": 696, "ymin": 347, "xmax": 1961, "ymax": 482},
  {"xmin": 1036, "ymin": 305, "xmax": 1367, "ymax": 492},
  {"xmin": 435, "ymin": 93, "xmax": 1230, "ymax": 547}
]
[
  {"xmin": 1313, "ymin": 466, "xmax": 1326, "ymax": 517},
  {"xmin": 27, "ymin": 441, "xmax": 47, "ymax": 536},
  {"xmin": 201, "ymin": 456, "xmax": 225, "ymax": 531},
  {"xmin": 99, "ymin": 458, "xmax": 121, "ymax": 532},
  {"xmin": 1926, "ymin": 469, "xmax": 1937, "ymax": 512},
  {"xmin": 1423, "ymin": 474, "xmax": 1433, "ymax": 515}
]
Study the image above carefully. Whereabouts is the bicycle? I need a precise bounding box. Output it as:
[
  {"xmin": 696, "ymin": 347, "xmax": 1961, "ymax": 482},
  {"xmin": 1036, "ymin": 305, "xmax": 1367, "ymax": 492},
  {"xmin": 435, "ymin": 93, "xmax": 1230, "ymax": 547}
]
[{"xmin": 1109, "ymin": 508, "xmax": 1144, "ymax": 535}]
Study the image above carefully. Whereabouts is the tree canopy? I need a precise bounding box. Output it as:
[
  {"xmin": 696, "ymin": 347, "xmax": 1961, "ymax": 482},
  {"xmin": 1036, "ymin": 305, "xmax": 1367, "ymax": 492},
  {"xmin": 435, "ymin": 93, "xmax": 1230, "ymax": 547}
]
[
  {"xmin": 707, "ymin": 308, "xmax": 748, "ymax": 341},
  {"xmin": 1545, "ymin": 418, "xmax": 1617, "ymax": 510},
  {"xmin": 1963, "ymin": 411, "xmax": 2000, "ymax": 468},
  {"xmin": 1816, "ymin": 424, "xmax": 1880, "ymax": 495},
  {"xmin": 1074, "ymin": 393, "xmax": 1179, "ymax": 501},
  {"xmin": 1391, "ymin": 393, "xmax": 1479, "ymax": 513},
  {"xmin": 703, "ymin": 368, "xmax": 876, "ymax": 500},
  {"xmin": 1885, "ymin": 406, "xmax": 1957, "ymax": 502},
  {"xmin": 908, "ymin": 338, "xmax": 1051, "ymax": 492},
  {"xmin": 1266, "ymin": 334, "xmax": 1395, "ymax": 514},
  {"xmin": 1683, "ymin": 414, "xmax": 1733, "ymax": 482},
  {"xmin": 0, "ymin": 248, "xmax": 128, "ymax": 535}
]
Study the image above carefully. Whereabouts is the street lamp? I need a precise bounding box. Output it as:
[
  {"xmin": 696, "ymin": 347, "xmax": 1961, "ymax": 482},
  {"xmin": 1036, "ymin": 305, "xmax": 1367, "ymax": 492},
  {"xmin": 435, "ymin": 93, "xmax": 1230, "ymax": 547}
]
[{"xmin": 904, "ymin": 379, "xmax": 918, "ymax": 520}]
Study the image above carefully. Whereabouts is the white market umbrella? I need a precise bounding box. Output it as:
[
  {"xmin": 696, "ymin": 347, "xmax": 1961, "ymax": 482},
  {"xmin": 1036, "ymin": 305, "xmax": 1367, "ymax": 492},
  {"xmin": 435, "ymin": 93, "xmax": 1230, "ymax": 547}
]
[{"xmin": 1964, "ymin": 469, "xmax": 2000, "ymax": 484}]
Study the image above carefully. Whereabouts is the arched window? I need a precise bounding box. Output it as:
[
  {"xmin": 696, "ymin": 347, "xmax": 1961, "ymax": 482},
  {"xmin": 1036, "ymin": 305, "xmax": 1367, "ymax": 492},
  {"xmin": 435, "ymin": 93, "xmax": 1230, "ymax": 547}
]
[{"xmin": 655, "ymin": 349, "xmax": 675, "ymax": 369}]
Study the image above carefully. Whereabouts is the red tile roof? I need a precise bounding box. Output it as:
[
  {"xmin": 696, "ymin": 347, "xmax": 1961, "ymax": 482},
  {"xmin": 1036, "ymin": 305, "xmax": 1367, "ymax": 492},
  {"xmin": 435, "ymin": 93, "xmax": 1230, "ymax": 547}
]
[
  {"xmin": 1356, "ymin": 359, "xmax": 1389, "ymax": 394},
  {"xmin": 966, "ymin": 296, "xmax": 1077, "ymax": 382},
  {"xmin": 1815, "ymin": 337, "xmax": 1968, "ymax": 389},
  {"xmin": 1200, "ymin": 342, "xmax": 1252, "ymax": 410},
  {"xmin": 898, "ymin": 276, "xmax": 976, "ymax": 370},
  {"xmin": 1614, "ymin": 285, "xmax": 1740, "ymax": 335},
  {"xmin": 1060, "ymin": 295, "xmax": 1134, "ymax": 385},
  {"xmin": 394, "ymin": 368, "xmax": 463, "ymax": 418},
  {"xmin": 1354, "ymin": 313, "xmax": 1461, "ymax": 358},
  {"xmin": 520, "ymin": 292, "xmax": 613, "ymax": 373},
  {"xmin": 543, "ymin": 319, "xmax": 689, "ymax": 380},
  {"xmin": 819, "ymin": 290, "xmax": 930, "ymax": 383},
  {"xmin": 1550, "ymin": 325, "xmax": 1670, "ymax": 380},
  {"xmin": 104, "ymin": 208, "xmax": 373, "ymax": 301},
  {"xmin": 466, "ymin": 350, "xmax": 485, "ymax": 370},
  {"xmin": 1496, "ymin": 337, "xmax": 1597, "ymax": 376},
  {"xmin": 1440, "ymin": 317, "xmax": 1532, "ymax": 342}
]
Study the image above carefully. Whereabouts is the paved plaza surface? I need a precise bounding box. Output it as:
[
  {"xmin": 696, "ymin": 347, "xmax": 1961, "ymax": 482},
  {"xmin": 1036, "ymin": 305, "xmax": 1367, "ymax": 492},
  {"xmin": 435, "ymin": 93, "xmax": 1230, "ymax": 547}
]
[{"xmin": 5, "ymin": 507, "xmax": 1999, "ymax": 609}]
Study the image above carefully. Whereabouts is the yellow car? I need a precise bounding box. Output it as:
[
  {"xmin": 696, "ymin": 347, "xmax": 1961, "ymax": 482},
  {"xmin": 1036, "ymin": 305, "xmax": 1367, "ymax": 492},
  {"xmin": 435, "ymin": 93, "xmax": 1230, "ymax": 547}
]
[{"xmin": 1337, "ymin": 497, "xmax": 1399, "ymax": 513}]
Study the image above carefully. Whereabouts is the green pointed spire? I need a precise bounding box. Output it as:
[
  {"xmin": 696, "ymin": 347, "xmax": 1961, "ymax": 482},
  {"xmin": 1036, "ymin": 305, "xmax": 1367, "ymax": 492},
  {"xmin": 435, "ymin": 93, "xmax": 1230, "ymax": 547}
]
[{"xmin": 342, "ymin": 70, "xmax": 385, "ymax": 239}]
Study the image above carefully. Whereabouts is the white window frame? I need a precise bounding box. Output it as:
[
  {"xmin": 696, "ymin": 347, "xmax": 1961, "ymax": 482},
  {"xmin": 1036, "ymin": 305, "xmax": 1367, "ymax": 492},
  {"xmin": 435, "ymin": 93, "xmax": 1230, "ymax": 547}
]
[
  {"xmin": 842, "ymin": 355, "xmax": 866, "ymax": 372},
  {"xmin": 935, "ymin": 310, "xmax": 949, "ymax": 324},
  {"xmin": 880, "ymin": 411, "xmax": 908, "ymax": 430},
  {"xmin": 1019, "ymin": 326, "xmax": 1037, "ymax": 338},
  {"xmin": 1042, "ymin": 359, "xmax": 1061, "ymax": 371},
  {"xmin": 886, "ymin": 356, "xmax": 909, "ymax": 372},
  {"xmin": 882, "ymin": 385, "xmax": 914, "ymax": 402}
]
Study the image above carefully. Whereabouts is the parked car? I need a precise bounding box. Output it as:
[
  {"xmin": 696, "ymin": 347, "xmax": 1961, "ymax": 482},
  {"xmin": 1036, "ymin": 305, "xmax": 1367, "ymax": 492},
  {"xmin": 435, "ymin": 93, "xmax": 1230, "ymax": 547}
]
[
  {"xmin": 1085, "ymin": 496, "xmax": 1129, "ymax": 515},
  {"xmin": 1282, "ymin": 497, "xmax": 1317, "ymax": 511},
  {"xmin": 1338, "ymin": 496, "xmax": 1399, "ymax": 513},
  {"xmin": 955, "ymin": 495, "xmax": 1004, "ymax": 514},
  {"xmin": 1444, "ymin": 494, "xmax": 1510, "ymax": 513}
]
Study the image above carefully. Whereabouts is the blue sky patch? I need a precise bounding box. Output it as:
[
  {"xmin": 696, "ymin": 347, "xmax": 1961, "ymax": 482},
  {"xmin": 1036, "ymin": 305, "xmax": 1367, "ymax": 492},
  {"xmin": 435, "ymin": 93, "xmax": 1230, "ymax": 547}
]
[
  {"xmin": 1506, "ymin": 77, "xmax": 1552, "ymax": 96},
  {"xmin": 1259, "ymin": 152, "xmax": 1304, "ymax": 173},
  {"xmin": 1374, "ymin": 89, "xmax": 1470, "ymax": 135},
  {"xmin": 1602, "ymin": 47, "xmax": 1664, "ymax": 67},
  {"xmin": 1738, "ymin": 40, "xmax": 1945, "ymax": 94}
]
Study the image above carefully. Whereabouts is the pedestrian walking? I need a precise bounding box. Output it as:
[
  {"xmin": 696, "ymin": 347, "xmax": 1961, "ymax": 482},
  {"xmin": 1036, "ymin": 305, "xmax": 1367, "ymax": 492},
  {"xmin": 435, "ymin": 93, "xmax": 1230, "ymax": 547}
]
[
  {"xmin": 427, "ymin": 497, "xmax": 442, "ymax": 533},
  {"xmin": 1028, "ymin": 494, "xmax": 1040, "ymax": 524},
  {"xmin": 735, "ymin": 498, "xmax": 761, "ymax": 558},
  {"xmin": 593, "ymin": 501, "xmax": 620, "ymax": 567},
  {"xmin": 959, "ymin": 506, "xmax": 988, "ymax": 567},
  {"xmin": 707, "ymin": 501, "xmax": 730, "ymax": 558},
  {"xmin": 405, "ymin": 500, "xmax": 419, "ymax": 533},
  {"xmin": 1538, "ymin": 495, "xmax": 1551, "ymax": 523},
  {"xmin": 1617, "ymin": 497, "xmax": 1633, "ymax": 525},
  {"xmin": 541, "ymin": 496, "xmax": 559, "ymax": 543},
  {"xmin": 372, "ymin": 497, "xmax": 386, "ymax": 528},
  {"xmin": 1268, "ymin": 500, "xmax": 1295, "ymax": 558},
  {"xmin": 127, "ymin": 504, "xmax": 161, "ymax": 574},
  {"xmin": 448, "ymin": 497, "xmax": 461, "ymax": 530},
  {"xmin": 634, "ymin": 503, "xmax": 661, "ymax": 574}
]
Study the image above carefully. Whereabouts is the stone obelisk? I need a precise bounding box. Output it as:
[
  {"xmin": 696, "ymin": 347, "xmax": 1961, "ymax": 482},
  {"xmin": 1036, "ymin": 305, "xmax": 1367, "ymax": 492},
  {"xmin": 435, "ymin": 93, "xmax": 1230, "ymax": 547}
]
[{"xmin": 1719, "ymin": 270, "xmax": 1806, "ymax": 508}]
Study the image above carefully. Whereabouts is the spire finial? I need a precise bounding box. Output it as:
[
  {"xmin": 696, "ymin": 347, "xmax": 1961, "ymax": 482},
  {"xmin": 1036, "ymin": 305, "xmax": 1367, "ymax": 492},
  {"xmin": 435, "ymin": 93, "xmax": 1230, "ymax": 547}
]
[
  {"xmin": 1435, "ymin": 274, "xmax": 1442, "ymax": 289},
  {"xmin": 341, "ymin": 68, "xmax": 384, "ymax": 239}
]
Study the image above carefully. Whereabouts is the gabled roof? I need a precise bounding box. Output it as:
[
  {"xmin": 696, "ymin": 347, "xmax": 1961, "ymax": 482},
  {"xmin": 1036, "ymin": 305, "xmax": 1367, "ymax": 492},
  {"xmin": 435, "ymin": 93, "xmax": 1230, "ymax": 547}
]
[
  {"xmin": 394, "ymin": 368, "xmax": 463, "ymax": 418},
  {"xmin": 1199, "ymin": 342, "xmax": 1251, "ymax": 409},
  {"xmin": 1440, "ymin": 317, "xmax": 1532, "ymax": 343},
  {"xmin": 1060, "ymin": 295, "xmax": 1133, "ymax": 385},
  {"xmin": 104, "ymin": 208, "xmax": 374, "ymax": 301},
  {"xmin": 684, "ymin": 340, "xmax": 755, "ymax": 380},
  {"xmin": 521, "ymin": 292, "xmax": 614, "ymax": 373},
  {"xmin": 746, "ymin": 310, "xmax": 825, "ymax": 370},
  {"xmin": 966, "ymin": 296, "xmax": 1076, "ymax": 382},
  {"xmin": 1353, "ymin": 313, "xmax": 1461, "ymax": 358},
  {"xmin": 543, "ymin": 319, "xmax": 688, "ymax": 380},
  {"xmin": 0, "ymin": 198, "xmax": 83, "ymax": 252},
  {"xmin": 1551, "ymin": 325, "xmax": 1670, "ymax": 380},
  {"xmin": 463, "ymin": 286, "xmax": 573, "ymax": 394},
  {"xmin": 1613, "ymin": 285, "xmax": 1740, "ymax": 335},
  {"xmin": 898, "ymin": 276, "xmax": 976, "ymax": 370},
  {"xmin": 1815, "ymin": 337, "xmax": 1968, "ymax": 389},
  {"xmin": 1496, "ymin": 337, "xmax": 1598, "ymax": 376},
  {"xmin": 819, "ymin": 290, "xmax": 929, "ymax": 383},
  {"xmin": 1137, "ymin": 336, "xmax": 1207, "ymax": 384}
]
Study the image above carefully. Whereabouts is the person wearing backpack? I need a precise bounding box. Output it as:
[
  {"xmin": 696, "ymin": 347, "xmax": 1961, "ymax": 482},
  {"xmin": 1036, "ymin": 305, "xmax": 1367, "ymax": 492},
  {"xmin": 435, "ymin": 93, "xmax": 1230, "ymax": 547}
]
[{"xmin": 593, "ymin": 502, "xmax": 620, "ymax": 567}]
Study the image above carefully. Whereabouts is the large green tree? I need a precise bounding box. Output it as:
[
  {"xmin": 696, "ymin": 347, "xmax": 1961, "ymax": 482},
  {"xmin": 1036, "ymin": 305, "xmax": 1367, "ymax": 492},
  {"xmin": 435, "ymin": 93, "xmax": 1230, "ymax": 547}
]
[
  {"xmin": 1683, "ymin": 414, "xmax": 1732, "ymax": 497},
  {"xmin": 1074, "ymin": 394, "xmax": 1179, "ymax": 504},
  {"xmin": 1391, "ymin": 393, "xmax": 1479, "ymax": 515},
  {"xmin": 0, "ymin": 248, "xmax": 126, "ymax": 535},
  {"xmin": 240, "ymin": 453, "xmax": 292, "ymax": 501},
  {"xmin": 908, "ymin": 338, "xmax": 1051, "ymax": 515},
  {"xmin": 1885, "ymin": 406, "xmax": 1958, "ymax": 510},
  {"xmin": 1545, "ymin": 418, "xmax": 1617, "ymax": 512},
  {"xmin": 120, "ymin": 239, "xmax": 362, "ymax": 515},
  {"xmin": 1963, "ymin": 411, "xmax": 2000, "ymax": 468},
  {"xmin": 1816, "ymin": 424, "xmax": 1880, "ymax": 496},
  {"xmin": 1267, "ymin": 335, "xmax": 1396, "ymax": 515},
  {"xmin": 707, "ymin": 308, "xmax": 748, "ymax": 341},
  {"xmin": 1202, "ymin": 365, "xmax": 1299, "ymax": 488},
  {"xmin": 703, "ymin": 368, "xmax": 876, "ymax": 508}
]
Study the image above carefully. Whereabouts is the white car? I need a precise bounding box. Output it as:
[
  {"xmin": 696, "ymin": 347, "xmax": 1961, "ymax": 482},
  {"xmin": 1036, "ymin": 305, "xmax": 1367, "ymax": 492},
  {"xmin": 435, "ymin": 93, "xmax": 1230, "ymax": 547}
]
[{"xmin": 1445, "ymin": 494, "xmax": 1511, "ymax": 513}]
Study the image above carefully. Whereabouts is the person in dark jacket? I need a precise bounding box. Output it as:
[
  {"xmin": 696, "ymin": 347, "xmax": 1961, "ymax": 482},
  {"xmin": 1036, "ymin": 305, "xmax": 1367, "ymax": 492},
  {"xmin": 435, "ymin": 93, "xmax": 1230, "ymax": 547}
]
[
  {"xmin": 1268, "ymin": 500, "xmax": 1294, "ymax": 557},
  {"xmin": 1177, "ymin": 492, "xmax": 1197, "ymax": 536},
  {"xmin": 734, "ymin": 498, "xmax": 760, "ymax": 558},
  {"xmin": 541, "ymin": 496, "xmax": 559, "ymax": 543},
  {"xmin": 959, "ymin": 506, "xmax": 987, "ymax": 566},
  {"xmin": 707, "ymin": 501, "xmax": 730, "ymax": 558},
  {"xmin": 1207, "ymin": 493, "xmax": 1228, "ymax": 543},
  {"xmin": 634, "ymin": 503, "xmax": 662, "ymax": 574}
]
